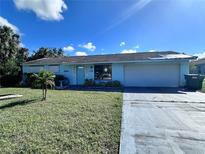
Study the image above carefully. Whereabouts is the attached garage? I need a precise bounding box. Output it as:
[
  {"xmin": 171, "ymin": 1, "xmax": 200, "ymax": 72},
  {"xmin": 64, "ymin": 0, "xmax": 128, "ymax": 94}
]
[{"xmin": 124, "ymin": 63, "xmax": 180, "ymax": 87}]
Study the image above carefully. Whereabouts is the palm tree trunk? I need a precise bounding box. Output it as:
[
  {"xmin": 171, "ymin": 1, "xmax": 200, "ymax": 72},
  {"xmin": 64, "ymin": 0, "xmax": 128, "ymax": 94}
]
[
  {"xmin": 42, "ymin": 88, "xmax": 45, "ymax": 100},
  {"xmin": 45, "ymin": 85, "xmax": 47, "ymax": 100}
]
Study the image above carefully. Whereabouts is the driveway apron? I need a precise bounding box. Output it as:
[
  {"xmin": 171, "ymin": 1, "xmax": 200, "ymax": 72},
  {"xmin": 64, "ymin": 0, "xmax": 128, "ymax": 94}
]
[{"xmin": 120, "ymin": 89, "xmax": 205, "ymax": 154}]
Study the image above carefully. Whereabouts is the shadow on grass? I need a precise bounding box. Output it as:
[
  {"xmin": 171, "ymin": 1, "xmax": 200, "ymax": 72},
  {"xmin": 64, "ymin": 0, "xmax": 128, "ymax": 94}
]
[
  {"xmin": 0, "ymin": 99, "xmax": 38, "ymax": 110},
  {"xmin": 67, "ymin": 85, "xmax": 123, "ymax": 92}
]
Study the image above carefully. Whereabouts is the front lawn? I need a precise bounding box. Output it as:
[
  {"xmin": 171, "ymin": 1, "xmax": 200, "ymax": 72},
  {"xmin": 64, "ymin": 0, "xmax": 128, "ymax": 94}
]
[{"xmin": 0, "ymin": 88, "xmax": 122, "ymax": 153}]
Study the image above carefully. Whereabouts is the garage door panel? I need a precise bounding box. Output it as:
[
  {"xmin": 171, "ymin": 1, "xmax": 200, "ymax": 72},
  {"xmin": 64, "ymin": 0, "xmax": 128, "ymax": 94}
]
[{"xmin": 124, "ymin": 64, "xmax": 179, "ymax": 87}]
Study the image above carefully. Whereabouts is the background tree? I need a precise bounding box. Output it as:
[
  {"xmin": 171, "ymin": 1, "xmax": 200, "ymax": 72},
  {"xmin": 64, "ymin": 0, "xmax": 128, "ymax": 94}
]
[
  {"xmin": 16, "ymin": 47, "xmax": 29, "ymax": 66},
  {"xmin": 0, "ymin": 26, "xmax": 29, "ymax": 86},
  {"xmin": 32, "ymin": 71, "xmax": 55, "ymax": 100},
  {"xmin": 28, "ymin": 47, "xmax": 64, "ymax": 61}
]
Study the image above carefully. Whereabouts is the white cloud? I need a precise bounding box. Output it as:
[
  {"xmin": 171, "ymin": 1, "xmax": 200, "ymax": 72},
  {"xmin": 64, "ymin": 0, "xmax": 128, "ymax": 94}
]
[
  {"xmin": 13, "ymin": 0, "xmax": 67, "ymax": 21},
  {"xmin": 121, "ymin": 49, "xmax": 137, "ymax": 54},
  {"xmin": 75, "ymin": 51, "xmax": 87, "ymax": 56},
  {"xmin": 79, "ymin": 42, "xmax": 96, "ymax": 51},
  {"xmin": 63, "ymin": 45, "xmax": 75, "ymax": 52},
  {"xmin": 0, "ymin": 16, "xmax": 19, "ymax": 33},
  {"xmin": 149, "ymin": 49, "xmax": 157, "ymax": 52},
  {"xmin": 120, "ymin": 42, "xmax": 126, "ymax": 47},
  {"xmin": 194, "ymin": 52, "xmax": 205, "ymax": 59}
]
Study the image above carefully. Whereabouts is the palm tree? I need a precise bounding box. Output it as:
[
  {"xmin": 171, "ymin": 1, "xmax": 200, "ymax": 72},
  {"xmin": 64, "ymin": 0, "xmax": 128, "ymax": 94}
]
[{"xmin": 32, "ymin": 70, "xmax": 55, "ymax": 100}]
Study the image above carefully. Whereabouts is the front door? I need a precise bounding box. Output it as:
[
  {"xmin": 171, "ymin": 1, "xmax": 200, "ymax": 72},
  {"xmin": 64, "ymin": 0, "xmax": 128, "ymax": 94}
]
[{"xmin": 77, "ymin": 66, "xmax": 85, "ymax": 85}]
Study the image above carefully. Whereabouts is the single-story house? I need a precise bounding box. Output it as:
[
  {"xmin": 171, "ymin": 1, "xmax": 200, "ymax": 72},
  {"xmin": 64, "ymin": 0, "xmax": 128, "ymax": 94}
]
[{"xmin": 23, "ymin": 51, "xmax": 196, "ymax": 87}]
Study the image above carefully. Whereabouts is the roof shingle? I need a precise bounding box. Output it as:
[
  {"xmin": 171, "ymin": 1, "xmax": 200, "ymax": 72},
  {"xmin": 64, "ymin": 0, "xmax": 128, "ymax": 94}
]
[{"xmin": 24, "ymin": 51, "xmax": 195, "ymax": 65}]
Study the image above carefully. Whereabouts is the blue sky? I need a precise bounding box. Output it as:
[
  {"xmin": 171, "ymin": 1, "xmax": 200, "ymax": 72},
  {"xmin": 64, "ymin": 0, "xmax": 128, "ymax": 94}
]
[{"xmin": 0, "ymin": 0, "xmax": 205, "ymax": 57}]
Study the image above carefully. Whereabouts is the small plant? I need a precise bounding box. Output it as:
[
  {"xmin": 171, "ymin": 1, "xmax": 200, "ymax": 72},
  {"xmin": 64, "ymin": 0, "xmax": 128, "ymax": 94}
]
[
  {"xmin": 104, "ymin": 81, "xmax": 121, "ymax": 87},
  {"xmin": 112, "ymin": 80, "xmax": 121, "ymax": 87},
  {"xmin": 32, "ymin": 70, "xmax": 55, "ymax": 100},
  {"xmin": 86, "ymin": 80, "xmax": 121, "ymax": 87},
  {"xmin": 105, "ymin": 81, "xmax": 113, "ymax": 87},
  {"xmin": 97, "ymin": 82, "xmax": 107, "ymax": 87},
  {"xmin": 84, "ymin": 79, "xmax": 95, "ymax": 86}
]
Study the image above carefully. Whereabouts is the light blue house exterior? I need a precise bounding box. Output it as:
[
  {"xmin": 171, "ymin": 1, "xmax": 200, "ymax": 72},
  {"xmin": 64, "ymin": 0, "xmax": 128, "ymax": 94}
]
[
  {"xmin": 23, "ymin": 52, "xmax": 195, "ymax": 87},
  {"xmin": 191, "ymin": 58, "xmax": 205, "ymax": 75}
]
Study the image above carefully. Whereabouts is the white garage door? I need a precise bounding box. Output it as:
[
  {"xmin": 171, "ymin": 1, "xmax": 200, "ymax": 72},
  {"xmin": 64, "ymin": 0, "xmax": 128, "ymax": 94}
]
[{"xmin": 124, "ymin": 63, "xmax": 180, "ymax": 87}]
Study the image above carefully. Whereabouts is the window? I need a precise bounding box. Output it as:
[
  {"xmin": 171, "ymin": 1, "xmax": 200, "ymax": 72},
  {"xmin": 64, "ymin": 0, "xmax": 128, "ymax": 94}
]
[{"xmin": 94, "ymin": 65, "xmax": 112, "ymax": 80}]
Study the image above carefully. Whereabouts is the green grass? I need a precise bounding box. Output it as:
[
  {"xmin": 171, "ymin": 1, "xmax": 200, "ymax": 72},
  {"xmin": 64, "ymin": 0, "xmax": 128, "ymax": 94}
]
[{"xmin": 0, "ymin": 88, "xmax": 122, "ymax": 153}]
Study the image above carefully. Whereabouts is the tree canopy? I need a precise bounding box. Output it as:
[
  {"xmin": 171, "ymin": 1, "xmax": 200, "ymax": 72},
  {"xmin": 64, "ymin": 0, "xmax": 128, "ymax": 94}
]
[
  {"xmin": 28, "ymin": 47, "xmax": 64, "ymax": 61},
  {"xmin": 0, "ymin": 26, "xmax": 65, "ymax": 87},
  {"xmin": 32, "ymin": 70, "xmax": 55, "ymax": 100},
  {"xmin": 0, "ymin": 26, "xmax": 29, "ymax": 86}
]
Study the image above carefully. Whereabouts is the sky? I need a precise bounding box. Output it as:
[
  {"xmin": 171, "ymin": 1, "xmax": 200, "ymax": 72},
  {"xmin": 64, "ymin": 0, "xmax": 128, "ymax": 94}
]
[{"xmin": 0, "ymin": 0, "xmax": 205, "ymax": 58}]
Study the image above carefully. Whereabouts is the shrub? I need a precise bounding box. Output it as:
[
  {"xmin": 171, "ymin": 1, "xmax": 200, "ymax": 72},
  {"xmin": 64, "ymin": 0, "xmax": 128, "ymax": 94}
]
[
  {"xmin": 1, "ymin": 75, "xmax": 21, "ymax": 87},
  {"xmin": 22, "ymin": 73, "xmax": 40, "ymax": 88},
  {"xmin": 105, "ymin": 81, "xmax": 113, "ymax": 87},
  {"xmin": 112, "ymin": 80, "xmax": 121, "ymax": 87},
  {"xmin": 84, "ymin": 79, "xmax": 95, "ymax": 86},
  {"xmin": 87, "ymin": 80, "xmax": 121, "ymax": 87},
  {"xmin": 97, "ymin": 82, "xmax": 107, "ymax": 87}
]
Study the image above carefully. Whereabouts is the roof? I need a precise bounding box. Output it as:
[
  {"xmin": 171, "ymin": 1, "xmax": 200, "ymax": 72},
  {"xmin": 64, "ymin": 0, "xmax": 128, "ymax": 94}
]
[
  {"xmin": 191, "ymin": 58, "xmax": 205, "ymax": 65},
  {"xmin": 24, "ymin": 51, "xmax": 196, "ymax": 65}
]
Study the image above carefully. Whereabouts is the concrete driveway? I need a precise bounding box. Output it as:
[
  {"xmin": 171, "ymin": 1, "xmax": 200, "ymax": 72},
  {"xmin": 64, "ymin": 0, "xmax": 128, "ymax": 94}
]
[{"xmin": 120, "ymin": 88, "xmax": 205, "ymax": 154}]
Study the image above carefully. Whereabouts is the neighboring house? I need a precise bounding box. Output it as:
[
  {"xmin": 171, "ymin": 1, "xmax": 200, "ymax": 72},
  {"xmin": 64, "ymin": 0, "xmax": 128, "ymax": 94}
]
[
  {"xmin": 191, "ymin": 58, "xmax": 205, "ymax": 74},
  {"xmin": 23, "ymin": 51, "xmax": 196, "ymax": 87}
]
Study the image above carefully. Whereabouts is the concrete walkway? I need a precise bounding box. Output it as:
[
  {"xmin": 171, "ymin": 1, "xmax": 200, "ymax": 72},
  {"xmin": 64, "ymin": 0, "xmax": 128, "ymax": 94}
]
[{"xmin": 120, "ymin": 89, "xmax": 205, "ymax": 154}]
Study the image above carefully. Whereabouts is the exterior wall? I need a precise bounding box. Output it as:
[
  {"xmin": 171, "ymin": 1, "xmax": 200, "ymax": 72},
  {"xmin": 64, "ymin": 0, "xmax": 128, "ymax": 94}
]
[
  {"xmin": 112, "ymin": 63, "xmax": 124, "ymax": 84},
  {"xmin": 180, "ymin": 62, "xmax": 189, "ymax": 86},
  {"xmin": 197, "ymin": 64, "xmax": 205, "ymax": 75},
  {"xmin": 63, "ymin": 64, "xmax": 76, "ymax": 85},
  {"xmin": 85, "ymin": 65, "xmax": 94, "ymax": 80},
  {"xmin": 23, "ymin": 65, "xmax": 44, "ymax": 73},
  {"xmin": 46, "ymin": 65, "xmax": 60, "ymax": 73},
  {"xmin": 22, "ymin": 64, "xmax": 77, "ymax": 85},
  {"xmin": 59, "ymin": 64, "xmax": 64, "ymax": 74},
  {"xmin": 22, "ymin": 65, "xmax": 31, "ymax": 73},
  {"xmin": 23, "ymin": 65, "xmax": 60, "ymax": 73}
]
